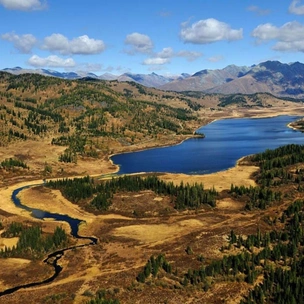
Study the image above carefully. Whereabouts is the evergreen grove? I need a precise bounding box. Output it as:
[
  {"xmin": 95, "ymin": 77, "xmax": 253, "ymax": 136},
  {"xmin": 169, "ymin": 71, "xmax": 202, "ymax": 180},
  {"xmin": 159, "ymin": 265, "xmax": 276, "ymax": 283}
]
[
  {"xmin": 46, "ymin": 175, "xmax": 217, "ymax": 211},
  {"xmin": 0, "ymin": 223, "xmax": 68, "ymax": 259}
]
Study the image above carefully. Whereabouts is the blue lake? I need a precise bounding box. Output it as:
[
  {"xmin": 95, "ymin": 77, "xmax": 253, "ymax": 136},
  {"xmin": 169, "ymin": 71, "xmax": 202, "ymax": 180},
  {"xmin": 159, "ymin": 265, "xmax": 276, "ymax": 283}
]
[{"xmin": 111, "ymin": 115, "xmax": 304, "ymax": 175}]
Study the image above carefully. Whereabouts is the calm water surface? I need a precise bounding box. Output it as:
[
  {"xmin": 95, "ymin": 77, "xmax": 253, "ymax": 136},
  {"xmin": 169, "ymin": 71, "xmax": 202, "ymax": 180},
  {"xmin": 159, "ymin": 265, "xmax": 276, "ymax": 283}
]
[
  {"xmin": 111, "ymin": 115, "xmax": 304, "ymax": 175},
  {"xmin": 12, "ymin": 186, "xmax": 82, "ymax": 237}
]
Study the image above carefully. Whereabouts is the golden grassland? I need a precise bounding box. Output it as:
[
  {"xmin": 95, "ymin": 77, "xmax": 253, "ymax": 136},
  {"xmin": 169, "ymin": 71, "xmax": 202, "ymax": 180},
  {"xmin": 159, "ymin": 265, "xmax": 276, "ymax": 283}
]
[{"xmin": 0, "ymin": 105, "xmax": 304, "ymax": 303}]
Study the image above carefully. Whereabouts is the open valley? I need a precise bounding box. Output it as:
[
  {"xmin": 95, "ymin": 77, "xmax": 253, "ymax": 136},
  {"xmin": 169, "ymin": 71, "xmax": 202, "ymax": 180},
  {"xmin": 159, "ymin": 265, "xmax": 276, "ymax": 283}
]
[
  {"xmin": 1, "ymin": 80, "xmax": 304, "ymax": 303},
  {"xmin": 4, "ymin": 1, "xmax": 304, "ymax": 302}
]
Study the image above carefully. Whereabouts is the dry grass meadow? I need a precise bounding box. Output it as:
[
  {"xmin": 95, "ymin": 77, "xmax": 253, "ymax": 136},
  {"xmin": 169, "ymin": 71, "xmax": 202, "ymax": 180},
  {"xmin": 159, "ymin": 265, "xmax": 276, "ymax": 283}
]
[{"xmin": 0, "ymin": 105, "xmax": 304, "ymax": 303}]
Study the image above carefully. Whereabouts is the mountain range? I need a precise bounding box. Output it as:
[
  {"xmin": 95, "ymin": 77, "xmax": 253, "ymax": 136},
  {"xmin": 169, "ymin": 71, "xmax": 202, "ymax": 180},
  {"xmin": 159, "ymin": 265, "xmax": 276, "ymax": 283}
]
[{"xmin": 3, "ymin": 60, "xmax": 304, "ymax": 98}]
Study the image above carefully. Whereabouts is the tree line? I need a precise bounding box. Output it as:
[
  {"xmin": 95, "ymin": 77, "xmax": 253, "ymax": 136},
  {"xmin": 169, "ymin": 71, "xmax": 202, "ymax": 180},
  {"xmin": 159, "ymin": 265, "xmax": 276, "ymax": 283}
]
[
  {"xmin": 227, "ymin": 144, "xmax": 304, "ymax": 210},
  {"xmin": 240, "ymin": 199, "xmax": 304, "ymax": 303},
  {"xmin": 136, "ymin": 254, "xmax": 172, "ymax": 283},
  {"xmin": 45, "ymin": 175, "xmax": 217, "ymax": 211},
  {"xmin": 181, "ymin": 198, "xmax": 304, "ymax": 302},
  {"xmin": 0, "ymin": 222, "xmax": 68, "ymax": 259},
  {"xmin": 247, "ymin": 144, "xmax": 304, "ymax": 187},
  {"xmin": 229, "ymin": 184, "xmax": 282, "ymax": 210},
  {"xmin": 0, "ymin": 157, "xmax": 28, "ymax": 170}
]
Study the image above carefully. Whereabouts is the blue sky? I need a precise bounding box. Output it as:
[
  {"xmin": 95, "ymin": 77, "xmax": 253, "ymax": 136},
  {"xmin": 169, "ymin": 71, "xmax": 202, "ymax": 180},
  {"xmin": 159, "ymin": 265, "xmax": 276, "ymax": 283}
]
[{"xmin": 1, "ymin": 0, "xmax": 304, "ymax": 75}]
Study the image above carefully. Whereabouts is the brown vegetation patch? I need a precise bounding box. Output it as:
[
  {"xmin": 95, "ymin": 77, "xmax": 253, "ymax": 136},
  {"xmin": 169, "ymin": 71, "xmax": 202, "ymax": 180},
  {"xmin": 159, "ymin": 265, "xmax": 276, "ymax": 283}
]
[
  {"xmin": 113, "ymin": 219, "xmax": 205, "ymax": 246},
  {"xmin": 110, "ymin": 190, "xmax": 176, "ymax": 217},
  {"xmin": 0, "ymin": 258, "xmax": 52, "ymax": 292},
  {"xmin": 1, "ymin": 106, "xmax": 304, "ymax": 302},
  {"xmin": 216, "ymin": 198, "xmax": 245, "ymax": 210}
]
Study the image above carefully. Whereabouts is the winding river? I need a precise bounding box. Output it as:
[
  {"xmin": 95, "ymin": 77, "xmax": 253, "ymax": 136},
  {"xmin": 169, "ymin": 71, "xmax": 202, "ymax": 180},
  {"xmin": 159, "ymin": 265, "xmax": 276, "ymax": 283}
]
[
  {"xmin": 2, "ymin": 115, "xmax": 304, "ymax": 297},
  {"xmin": 0, "ymin": 185, "xmax": 97, "ymax": 297}
]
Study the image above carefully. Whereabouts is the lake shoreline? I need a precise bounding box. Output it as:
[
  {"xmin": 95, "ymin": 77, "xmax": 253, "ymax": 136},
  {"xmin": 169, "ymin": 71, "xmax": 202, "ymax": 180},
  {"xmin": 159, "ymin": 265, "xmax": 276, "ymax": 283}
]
[
  {"xmin": 1, "ymin": 107, "xmax": 304, "ymax": 221},
  {"xmin": 111, "ymin": 113, "xmax": 304, "ymax": 176},
  {"xmin": 110, "ymin": 106, "xmax": 304, "ymax": 174}
]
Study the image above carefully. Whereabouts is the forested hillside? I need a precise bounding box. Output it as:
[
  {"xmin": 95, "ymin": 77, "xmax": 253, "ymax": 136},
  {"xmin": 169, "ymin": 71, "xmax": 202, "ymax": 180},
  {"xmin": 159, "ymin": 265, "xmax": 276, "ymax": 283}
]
[
  {"xmin": 0, "ymin": 72, "xmax": 298, "ymax": 158},
  {"xmin": 2, "ymin": 72, "xmax": 304, "ymax": 303},
  {"xmin": 0, "ymin": 72, "xmax": 203, "ymax": 155}
]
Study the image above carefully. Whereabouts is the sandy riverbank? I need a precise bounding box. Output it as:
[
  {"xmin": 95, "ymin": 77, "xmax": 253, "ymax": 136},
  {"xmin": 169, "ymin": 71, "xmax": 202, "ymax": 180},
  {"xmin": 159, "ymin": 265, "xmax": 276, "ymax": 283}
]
[
  {"xmin": 0, "ymin": 158, "xmax": 259, "ymax": 225},
  {"xmin": 0, "ymin": 180, "xmax": 45, "ymax": 218},
  {"xmin": 160, "ymin": 164, "xmax": 258, "ymax": 191}
]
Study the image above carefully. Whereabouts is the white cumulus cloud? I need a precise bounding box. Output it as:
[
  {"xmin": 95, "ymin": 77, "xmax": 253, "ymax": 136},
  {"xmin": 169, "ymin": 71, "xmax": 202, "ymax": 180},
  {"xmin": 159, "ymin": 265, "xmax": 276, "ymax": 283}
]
[
  {"xmin": 28, "ymin": 55, "xmax": 76, "ymax": 68},
  {"xmin": 124, "ymin": 32, "xmax": 153, "ymax": 54},
  {"xmin": 252, "ymin": 21, "xmax": 304, "ymax": 52},
  {"xmin": 1, "ymin": 32, "xmax": 37, "ymax": 53},
  {"xmin": 0, "ymin": 0, "xmax": 46, "ymax": 11},
  {"xmin": 42, "ymin": 34, "xmax": 105, "ymax": 55},
  {"xmin": 157, "ymin": 47, "xmax": 174, "ymax": 58},
  {"xmin": 273, "ymin": 40, "xmax": 304, "ymax": 52},
  {"xmin": 143, "ymin": 47, "xmax": 202, "ymax": 66},
  {"xmin": 143, "ymin": 57, "xmax": 170, "ymax": 65},
  {"xmin": 251, "ymin": 23, "xmax": 279, "ymax": 42},
  {"xmin": 289, "ymin": 0, "xmax": 304, "ymax": 15},
  {"xmin": 143, "ymin": 47, "xmax": 174, "ymax": 65},
  {"xmin": 180, "ymin": 18, "xmax": 243, "ymax": 44},
  {"xmin": 143, "ymin": 47, "xmax": 173, "ymax": 66}
]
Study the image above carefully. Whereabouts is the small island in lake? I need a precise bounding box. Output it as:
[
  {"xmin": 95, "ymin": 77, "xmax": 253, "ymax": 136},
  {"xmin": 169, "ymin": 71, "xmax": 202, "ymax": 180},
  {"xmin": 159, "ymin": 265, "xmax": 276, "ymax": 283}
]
[{"xmin": 194, "ymin": 131, "xmax": 205, "ymax": 138}]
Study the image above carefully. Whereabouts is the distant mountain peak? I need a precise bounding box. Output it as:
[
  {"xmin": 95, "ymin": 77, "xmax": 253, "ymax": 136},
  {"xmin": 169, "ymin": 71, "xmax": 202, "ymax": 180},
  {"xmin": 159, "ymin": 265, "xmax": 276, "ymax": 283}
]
[
  {"xmin": 2, "ymin": 60, "xmax": 304, "ymax": 98},
  {"xmin": 3, "ymin": 66, "xmax": 22, "ymax": 71},
  {"xmin": 160, "ymin": 60, "xmax": 304, "ymax": 99},
  {"xmin": 192, "ymin": 69, "xmax": 209, "ymax": 77}
]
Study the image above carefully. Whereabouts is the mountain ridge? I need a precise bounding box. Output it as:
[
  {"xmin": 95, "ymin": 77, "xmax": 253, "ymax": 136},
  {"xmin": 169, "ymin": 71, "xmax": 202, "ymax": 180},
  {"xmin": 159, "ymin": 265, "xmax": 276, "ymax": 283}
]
[{"xmin": 3, "ymin": 60, "xmax": 304, "ymax": 98}]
